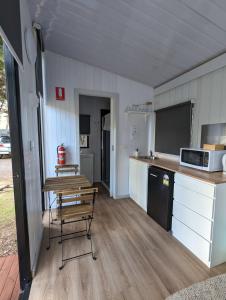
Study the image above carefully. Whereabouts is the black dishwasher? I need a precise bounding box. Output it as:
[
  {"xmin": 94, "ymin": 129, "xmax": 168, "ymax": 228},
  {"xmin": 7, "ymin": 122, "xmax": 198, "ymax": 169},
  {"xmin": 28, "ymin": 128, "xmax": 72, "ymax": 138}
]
[{"xmin": 147, "ymin": 166, "xmax": 174, "ymax": 231}]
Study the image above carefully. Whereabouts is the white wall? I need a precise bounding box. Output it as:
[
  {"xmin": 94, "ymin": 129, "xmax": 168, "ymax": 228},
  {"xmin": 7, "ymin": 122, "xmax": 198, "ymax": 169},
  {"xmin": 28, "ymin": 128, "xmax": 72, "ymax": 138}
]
[
  {"xmin": 79, "ymin": 95, "xmax": 110, "ymax": 182},
  {"xmin": 19, "ymin": 0, "xmax": 43, "ymax": 274},
  {"xmin": 43, "ymin": 51, "xmax": 153, "ymax": 197},
  {"xmin": 153, "ymin": 65, "xmax": 226, "ymax": 155}
]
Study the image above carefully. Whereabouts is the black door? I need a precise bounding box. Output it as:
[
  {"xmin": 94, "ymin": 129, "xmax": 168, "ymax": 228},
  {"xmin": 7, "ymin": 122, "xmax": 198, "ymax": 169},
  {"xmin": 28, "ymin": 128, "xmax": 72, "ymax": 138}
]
[
  {"xmin": 100, "ymin": 109, "xmax": 110, "ymax": 187},
  {"xmin": 4, "ymin": 44, "xmax": 32, "ymax": 293}
]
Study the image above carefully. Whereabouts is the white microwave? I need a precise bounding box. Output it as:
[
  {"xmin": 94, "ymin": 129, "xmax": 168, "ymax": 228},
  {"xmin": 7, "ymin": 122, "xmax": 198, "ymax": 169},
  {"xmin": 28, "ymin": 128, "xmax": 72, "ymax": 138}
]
[{"xmin": 180, "ymin": 148, "xmax": 226, "ymax": 172}]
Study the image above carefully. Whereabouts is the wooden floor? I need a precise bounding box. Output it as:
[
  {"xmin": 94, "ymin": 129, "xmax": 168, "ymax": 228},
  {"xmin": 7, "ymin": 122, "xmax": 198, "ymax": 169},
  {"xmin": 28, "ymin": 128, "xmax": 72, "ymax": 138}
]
[
  {"xmin": 0, "ymin": 255, "xmax": 20, "ymax": 300},
  {"xmin": 29, "ymin": 186, "xmax": 226, "ymax": 300}
]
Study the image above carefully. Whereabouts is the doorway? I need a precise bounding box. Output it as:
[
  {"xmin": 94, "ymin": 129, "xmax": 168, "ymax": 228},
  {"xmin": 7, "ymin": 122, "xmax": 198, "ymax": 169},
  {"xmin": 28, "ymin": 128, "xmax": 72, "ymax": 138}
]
[
  {"xmin": 75, "ymin": 89, "xmax": 119, "ymax": 198},
  {"xmin": 1, "ymin": 37, "xmax": 31, "ymax": 297},
  {"xmin": 79, "ymin": 95, "xmax": 111, "ymax": 190}
]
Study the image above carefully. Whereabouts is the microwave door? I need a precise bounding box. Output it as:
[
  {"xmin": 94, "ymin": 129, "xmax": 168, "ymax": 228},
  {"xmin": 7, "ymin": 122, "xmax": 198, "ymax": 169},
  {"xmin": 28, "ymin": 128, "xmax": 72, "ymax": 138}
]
[{"xmin": 182, "ymin": 150, "xmax": 203, "ymax": 166}]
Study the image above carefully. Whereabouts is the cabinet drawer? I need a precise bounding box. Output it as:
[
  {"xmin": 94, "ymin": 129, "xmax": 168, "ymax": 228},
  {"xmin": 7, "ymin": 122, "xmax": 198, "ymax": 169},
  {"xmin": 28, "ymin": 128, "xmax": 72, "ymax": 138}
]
[
  {"xmin": 172, "ymin": 217, "xmax": 211, "ymax": 266},
  {"xmin": 173, "ymin": 201, "xmax": 212, "ymax": 241},
  {"xmin": 175, "ymin": 173, "xmax": 215, "ymax": 198},
  {"xmin": 174, "ymin": 184, "xmax": 214, "ymax": 220}
]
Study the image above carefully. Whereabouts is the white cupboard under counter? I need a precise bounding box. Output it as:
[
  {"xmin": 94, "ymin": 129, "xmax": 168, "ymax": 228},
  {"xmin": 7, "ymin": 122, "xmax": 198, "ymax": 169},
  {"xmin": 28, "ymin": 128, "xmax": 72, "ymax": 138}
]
[
  {"xmin": 129, "ymin": 158, "xmax": 148, "ymax": 212},
  {"xmin": 172, "ymin": 172, "xmax": 226, "ymax": 268}
]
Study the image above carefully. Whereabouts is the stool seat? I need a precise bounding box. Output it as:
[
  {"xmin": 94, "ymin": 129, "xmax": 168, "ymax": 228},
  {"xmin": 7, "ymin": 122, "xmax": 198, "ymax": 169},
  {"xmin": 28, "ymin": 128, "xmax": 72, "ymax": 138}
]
[{"xmin": 57, "ymin": 204, "xmax": 93, "ymax": 220}]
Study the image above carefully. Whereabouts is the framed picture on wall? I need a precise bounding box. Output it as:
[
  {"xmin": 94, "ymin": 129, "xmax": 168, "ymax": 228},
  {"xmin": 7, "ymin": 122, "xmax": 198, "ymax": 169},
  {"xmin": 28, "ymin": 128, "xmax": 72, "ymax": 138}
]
[{"xmin": 80, "ymin": 135, "xmax": 89, "ymax": 148}]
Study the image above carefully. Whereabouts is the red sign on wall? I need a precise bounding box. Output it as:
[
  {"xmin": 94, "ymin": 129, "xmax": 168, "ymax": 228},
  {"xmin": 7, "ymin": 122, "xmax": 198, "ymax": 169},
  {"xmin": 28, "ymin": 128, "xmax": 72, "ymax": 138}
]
[{"xmin": 56, "ymin": 87, "xmax": 65, "ymax": 101}]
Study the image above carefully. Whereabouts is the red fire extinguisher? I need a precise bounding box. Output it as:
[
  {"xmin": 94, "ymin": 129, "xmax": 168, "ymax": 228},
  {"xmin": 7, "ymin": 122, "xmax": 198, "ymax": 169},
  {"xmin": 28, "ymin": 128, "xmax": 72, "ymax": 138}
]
[{"xmin": 57, "ymin": 144, "xmax": 66, "ymax": 165}]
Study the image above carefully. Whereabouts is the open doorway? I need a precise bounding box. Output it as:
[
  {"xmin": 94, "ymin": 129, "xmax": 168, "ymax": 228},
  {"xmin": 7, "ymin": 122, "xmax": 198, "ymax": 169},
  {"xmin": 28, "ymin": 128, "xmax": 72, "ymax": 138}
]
[
  {"xmin": 0, "ymin": 35, "xmax": 19, "ymax": 298},
  {"xmin": 79, "ymin": 95, "xmax": 111, "ymax": 191},
  {"xmin": 0, "ymin": 36, "xmax": 31, "ymax": 298}
]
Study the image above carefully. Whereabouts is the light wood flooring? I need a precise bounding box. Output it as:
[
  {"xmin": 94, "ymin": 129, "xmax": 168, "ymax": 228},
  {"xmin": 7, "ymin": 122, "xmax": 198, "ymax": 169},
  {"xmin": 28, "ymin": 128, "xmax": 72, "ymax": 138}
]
[{"xmin": 29, "ymin": 186, "xmax": 226, "ymax": 300}]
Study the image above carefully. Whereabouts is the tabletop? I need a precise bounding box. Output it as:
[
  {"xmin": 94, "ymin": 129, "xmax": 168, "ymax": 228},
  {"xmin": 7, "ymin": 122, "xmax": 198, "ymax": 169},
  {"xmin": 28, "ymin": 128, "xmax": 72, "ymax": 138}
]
[{"xmin": 43, "ymin": 175, "xmax": 92, "ymax": 192}]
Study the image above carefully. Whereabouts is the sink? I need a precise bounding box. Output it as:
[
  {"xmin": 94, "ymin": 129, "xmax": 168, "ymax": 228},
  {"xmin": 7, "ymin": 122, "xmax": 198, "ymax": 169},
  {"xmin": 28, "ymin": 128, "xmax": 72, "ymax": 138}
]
[{"xmin": 137, "ymin": 155, "xmax": 158, "ymax": 160}]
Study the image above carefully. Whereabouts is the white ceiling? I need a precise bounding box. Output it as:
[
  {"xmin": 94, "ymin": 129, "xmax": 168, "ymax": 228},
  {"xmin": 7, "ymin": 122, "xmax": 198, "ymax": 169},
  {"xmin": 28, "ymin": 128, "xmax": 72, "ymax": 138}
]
[{"xmin": 29, "ymin": 0, "xmax": 226, "ymax": 87}]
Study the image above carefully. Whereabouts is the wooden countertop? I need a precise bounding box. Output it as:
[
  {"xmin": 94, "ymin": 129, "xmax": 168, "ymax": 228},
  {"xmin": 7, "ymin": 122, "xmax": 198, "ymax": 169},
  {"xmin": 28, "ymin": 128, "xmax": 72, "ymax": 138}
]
[{"xmin": 130, "ymin": 156, "xmax": 226, "ymax": 184}]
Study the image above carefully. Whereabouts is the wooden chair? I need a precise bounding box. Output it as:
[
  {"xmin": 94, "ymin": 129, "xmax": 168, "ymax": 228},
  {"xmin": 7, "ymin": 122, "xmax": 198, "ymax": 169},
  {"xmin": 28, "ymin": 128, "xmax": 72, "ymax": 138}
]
[
  {"xmin": 55, "ymin": 164, "xmax": 79, "ymax": 176},
  {"xmin": 56, "ymin": 187, "xmax": 98, "ymax": 270}
]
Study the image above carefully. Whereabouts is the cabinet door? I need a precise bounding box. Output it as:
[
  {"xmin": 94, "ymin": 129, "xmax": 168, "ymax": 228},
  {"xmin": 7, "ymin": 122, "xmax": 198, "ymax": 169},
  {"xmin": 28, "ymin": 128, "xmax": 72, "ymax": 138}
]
[
  {"xmin": 129, "ymin": 159, "xmax": 137, "ymax": 201},
  {"xmin": 136, "ymin": 161, "xmax": 148, "ymax": 211}
]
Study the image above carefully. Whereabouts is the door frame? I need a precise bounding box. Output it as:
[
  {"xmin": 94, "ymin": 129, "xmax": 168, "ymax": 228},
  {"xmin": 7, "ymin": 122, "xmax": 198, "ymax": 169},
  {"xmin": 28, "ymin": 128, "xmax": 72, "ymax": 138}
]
[
  {"xmin": 75, "ymin": 88, "xmax": 119, "ymax": 198},
  {"xmin": 4, "ymin": 44, "xmax": 32, "ymax": 294},
  {"xmin": 37, "ymin": 102, "xmax": 45, "ymax": 212}
]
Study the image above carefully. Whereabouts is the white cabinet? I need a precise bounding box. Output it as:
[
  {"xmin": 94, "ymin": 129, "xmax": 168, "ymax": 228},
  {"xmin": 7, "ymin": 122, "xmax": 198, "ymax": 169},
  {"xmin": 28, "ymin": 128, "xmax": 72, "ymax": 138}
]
[
  {"xmin": 80, "ymin": 153, "xmax": 94, "ymax": 184},
  {"xmin": 172, "ymin": 172, "xmax": 226, "ymax": 267},
  {"xmin": 129, "ymin": 158, "xmax": 148, "ymax": 211},
  {"xmin": 129, "ymin": 158, "xmax": 137, "ymax": 201}
]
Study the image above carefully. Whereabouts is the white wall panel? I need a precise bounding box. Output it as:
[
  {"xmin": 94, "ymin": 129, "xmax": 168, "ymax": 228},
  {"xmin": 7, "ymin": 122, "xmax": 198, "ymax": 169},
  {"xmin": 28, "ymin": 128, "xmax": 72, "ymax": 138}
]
[
  {"xmin": 19, "ymin": 0, "xmax": 43, "ymax": 274},
  {"xmin": 43, "ymin": 51, "xmax": 153, "ymax": 197},
  {"xmin": 154, "ymin": 65, "xmax": 226, "ymax": 152}
]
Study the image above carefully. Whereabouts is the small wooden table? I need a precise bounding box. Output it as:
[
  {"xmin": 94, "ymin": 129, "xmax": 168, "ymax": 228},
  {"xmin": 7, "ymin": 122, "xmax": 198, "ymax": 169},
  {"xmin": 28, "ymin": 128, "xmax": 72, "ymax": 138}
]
[
  {"xmin": 43, "ymin": 175, "xmax": 92, "ymax": 192},
  {"xmin": 43, "ymin": 175, "xmax": 92, "ymax": 249}
]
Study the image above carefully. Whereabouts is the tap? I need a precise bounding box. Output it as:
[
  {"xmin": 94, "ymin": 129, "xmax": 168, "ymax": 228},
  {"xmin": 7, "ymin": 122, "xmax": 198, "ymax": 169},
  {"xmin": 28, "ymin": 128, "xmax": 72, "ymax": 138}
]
[{"xmin": 149, "ymin": 150, "xmax": 153, "ymax": 158}]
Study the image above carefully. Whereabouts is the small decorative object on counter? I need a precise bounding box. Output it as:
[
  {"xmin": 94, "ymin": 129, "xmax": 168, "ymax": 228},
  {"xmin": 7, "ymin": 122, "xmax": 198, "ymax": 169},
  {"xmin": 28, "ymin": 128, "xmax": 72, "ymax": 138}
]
[
  {"xmin": 135, "ymin": 148, "xmax": 139, "ymax": 157},
  {"xmin": 222, "ymin": 154, "xmax": 226, "ymax": 174}
]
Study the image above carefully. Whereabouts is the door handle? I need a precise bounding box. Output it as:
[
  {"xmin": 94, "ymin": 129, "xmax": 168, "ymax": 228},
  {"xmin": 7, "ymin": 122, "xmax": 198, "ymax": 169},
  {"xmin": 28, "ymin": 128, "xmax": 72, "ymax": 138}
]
[{"xmin": 150, "ymin": 173, "xmax": 158, "ymax": 177}]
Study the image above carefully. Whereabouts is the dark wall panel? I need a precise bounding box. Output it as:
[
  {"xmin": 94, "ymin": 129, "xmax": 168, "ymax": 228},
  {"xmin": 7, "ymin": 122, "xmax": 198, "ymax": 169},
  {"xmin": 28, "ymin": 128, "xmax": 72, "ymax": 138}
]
[
  {"xmin": 35, "ymin": 30, "xmax": 43, "ymax": 97},
  {"xmin": 155, "ymin": 102, "xmax": 192, "ymax": 155},
  {"xmin": 79, "ymin": 114, "xmax": 90, "ymax": 134}
]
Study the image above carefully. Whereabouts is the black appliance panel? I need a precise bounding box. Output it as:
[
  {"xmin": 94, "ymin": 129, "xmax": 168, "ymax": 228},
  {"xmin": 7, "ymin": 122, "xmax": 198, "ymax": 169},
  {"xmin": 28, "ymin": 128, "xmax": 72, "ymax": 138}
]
[{"xmin": 147, "ymin": 166, "xmax": 174, "ymax": 231}]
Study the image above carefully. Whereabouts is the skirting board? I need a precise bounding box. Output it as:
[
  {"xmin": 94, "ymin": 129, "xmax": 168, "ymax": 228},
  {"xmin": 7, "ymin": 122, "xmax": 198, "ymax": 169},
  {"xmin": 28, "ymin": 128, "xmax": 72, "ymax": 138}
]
[{"xmin": 114, "ymin": 194, "xmax": 130, "ymax": 199}]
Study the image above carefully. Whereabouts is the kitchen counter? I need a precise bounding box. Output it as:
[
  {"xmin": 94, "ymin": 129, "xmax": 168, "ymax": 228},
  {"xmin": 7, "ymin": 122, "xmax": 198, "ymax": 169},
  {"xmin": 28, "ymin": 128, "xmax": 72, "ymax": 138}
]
[{"xmin": 130, "ymin": 156, "xmax": 226, "ymax": 184}]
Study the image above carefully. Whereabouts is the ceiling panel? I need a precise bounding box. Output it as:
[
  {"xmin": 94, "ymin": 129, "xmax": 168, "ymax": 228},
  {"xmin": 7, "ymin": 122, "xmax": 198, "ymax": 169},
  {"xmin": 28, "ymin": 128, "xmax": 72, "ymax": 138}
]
[{"xmin": 29, "ymin": 0, "xmax": 226, "ymax": 87}]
